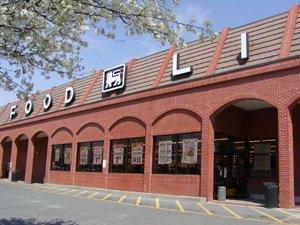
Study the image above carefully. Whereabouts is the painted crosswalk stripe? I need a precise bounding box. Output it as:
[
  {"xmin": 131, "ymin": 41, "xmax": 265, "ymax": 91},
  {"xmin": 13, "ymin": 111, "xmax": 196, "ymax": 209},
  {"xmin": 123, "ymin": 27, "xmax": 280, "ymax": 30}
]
[
  {"xmin": 88, "ymin": 192, "xmax": 99, "ymax": 199},
  {"xmin": 220, "ymin": 205, "xmax": 242, "ymax": 219},
  {"xmin": 249, "ymin": 207, "xmax": 283, "ymax": 224},
  {"xmin": 135, "ymin": 197, "xmax": 141, "ymax": 205},
  {"xmin": 197, "ymin": 202, "xmax": 213, "ymax": 216},
  {"xmin": 75, "ymin": 190, "xmax": 87, "ymax": 197},
  {"xmin": 155, "ymin": 199, "xmax": 160, "ymax": 209},
  {"xmin": 175, "ymin": 201, "xmax": 184, "ymax": 212},
  {"xmin": 118, "ymin": 195, "xmax": 127, "ymax": 203},
  {"xmin": 102, "ymin": 193, "xmax": 112, "ymax": 200},
  {"xmin": 63, "ymin": 189, "xmax": 77, "ymax": 195}
]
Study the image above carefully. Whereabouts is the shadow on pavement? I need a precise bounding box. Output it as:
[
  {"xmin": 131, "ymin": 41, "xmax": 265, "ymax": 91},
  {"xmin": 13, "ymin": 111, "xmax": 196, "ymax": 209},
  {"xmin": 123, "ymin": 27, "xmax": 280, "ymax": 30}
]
[{"xmin": 0, "ymin": 218, "xmax": 78, "ymax": 225}]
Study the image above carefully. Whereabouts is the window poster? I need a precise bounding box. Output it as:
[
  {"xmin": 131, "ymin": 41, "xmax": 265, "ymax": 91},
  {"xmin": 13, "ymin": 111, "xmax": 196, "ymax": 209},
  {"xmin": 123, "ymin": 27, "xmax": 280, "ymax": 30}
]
[
  {"xmin": 182, "ymin": 138, "xmax": 198, "ymax": 164},
  {"xmin": 158, "ymin": 140, "xmax": 172, "ymax": 165},
  {"xmin": 54, "ymin": 147, "xmax": 60, "ymax": 162},
  {"xmin": 254, "ymin": 143, "xmax": 271, "ymax": 170},
  {"xmin": 64, "ymin": 146, "xmax": 71, "ymax": 165},
  {"xmin": 93, "ymin": 144, "xmax": 103, "ymax": 165},
  {"xmin": 113, "ymin": 144, "xmax": 124, "ymax": 165},
  {"xmin": 131, "ymin": 142, "xmax": 143, "ymax": 165},
  {"xmin": 79, "ymin": 146, "xmax": 89, "ymax": 165}
]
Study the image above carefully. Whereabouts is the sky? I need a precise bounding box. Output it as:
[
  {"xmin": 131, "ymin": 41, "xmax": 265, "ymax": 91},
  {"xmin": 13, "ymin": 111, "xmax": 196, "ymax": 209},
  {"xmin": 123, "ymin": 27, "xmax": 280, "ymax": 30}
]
[{"xmin": 0, "ymin": 0, "xmax": 299, "ymax": 106}]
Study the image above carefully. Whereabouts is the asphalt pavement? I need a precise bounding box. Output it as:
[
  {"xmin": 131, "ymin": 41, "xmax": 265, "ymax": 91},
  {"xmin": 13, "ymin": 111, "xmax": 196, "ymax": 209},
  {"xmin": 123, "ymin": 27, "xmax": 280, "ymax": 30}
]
[{"xmin": 0, "ymin": 180, "xmax": 299, "ymax": 225}]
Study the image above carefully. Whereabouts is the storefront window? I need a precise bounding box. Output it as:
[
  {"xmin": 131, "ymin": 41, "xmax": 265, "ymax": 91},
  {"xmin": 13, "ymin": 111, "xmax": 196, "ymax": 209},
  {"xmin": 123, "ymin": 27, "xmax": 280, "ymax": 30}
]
[
  {"xmin": 51, "ymin": 144, "xmax": 72, "ymax": 171},
  {"xmin": 76, "ymin": 141, "xmax": 104, "ymax": 172},
  {"xmin": 109, "ymin": 137, "xmax": 145, "ymax": 173},
  {"xmin": 214, "ymin": 133, "xmax": 277, "ymax": 179},
  {"xmin": 248, "ymin": 139, "xmax": 277, "ymax": 178},
  {"xmin": 152, "ymin": 132, "xmax": 201, "ymax": 174}
]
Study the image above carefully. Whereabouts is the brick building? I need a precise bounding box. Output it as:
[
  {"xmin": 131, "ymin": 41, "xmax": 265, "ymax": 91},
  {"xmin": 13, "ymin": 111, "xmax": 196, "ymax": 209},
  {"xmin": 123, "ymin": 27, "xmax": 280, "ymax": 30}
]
[{"xmin": 0, "ymin": 5, "xmax": 300, "ymax": 209}]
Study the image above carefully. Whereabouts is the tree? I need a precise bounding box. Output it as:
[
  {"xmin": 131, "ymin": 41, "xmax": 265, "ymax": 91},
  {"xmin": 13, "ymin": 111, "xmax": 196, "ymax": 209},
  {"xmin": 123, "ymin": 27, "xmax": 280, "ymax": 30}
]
[{"xmin": 0, "ymin": 0, "xmax": 213, "ymax": 98}]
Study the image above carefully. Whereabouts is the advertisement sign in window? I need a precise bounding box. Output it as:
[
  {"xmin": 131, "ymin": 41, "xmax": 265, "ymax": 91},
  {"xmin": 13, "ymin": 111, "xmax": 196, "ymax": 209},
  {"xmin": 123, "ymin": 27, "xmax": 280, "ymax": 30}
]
[
  {"xmin": 54, "ymin": 147, "xmax": 60, "ymax": 162},
  {"xmin": 113, "ymin": 144, "xmax": 124, "ymax": 165},
  {"xmin": 64, "ymin": 146, "xmax": 71, "ymax": 165},
  {"xmin": 182, "ymin": 138, "xmax": 198, "ymax": 164},
  {"xmin": 158, "ymin": 141, "xmax": 172, "ymax": 165},
  {"xmin": 79, "ymin": 146, "xmax": 89, "ymax": 165},
  {"xmin": 131, "ymin": 143, "xmax": 143, "ymax": 165},
  {"xmin": 93, "ymin": 144, "xmax": 103, "ymax": 165}
]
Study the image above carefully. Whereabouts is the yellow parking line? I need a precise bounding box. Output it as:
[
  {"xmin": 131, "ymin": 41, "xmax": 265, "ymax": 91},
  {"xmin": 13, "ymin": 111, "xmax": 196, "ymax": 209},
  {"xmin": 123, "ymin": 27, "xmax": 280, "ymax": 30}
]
[
  {"xmin": 88, "ymin": 192, "xmax": 99, "ymax": 199},
  {"xmin": 220, "ymin": 205, "xmax": 242, "ymax": 219},
  {"xmin": 136, "ymin": 197, "xmax": 141, "ymax": 205},
  {"xmin": 118, "ymin": 195, "xmax": 127, "ymax": 203},
  {"xmin": 175, "ymin": 200, "xmax": 184, "ymax": 212},
  {"xmin": 249, "ymin": 207, "xmax": 283, "ymax": 224},
  {"xmin": 277, "ymin": 208, "xmax": 296, "ymax": 217},
  {"xmin": 102, "ymin": 193, "xmax": 112, "ymax": 201},
  {"xmin": 63, "ymin": 189, "xmax": 77, "ymax": 195},
  {"xmin": 197, "ymin": 202, "xmax": 213, "ymax": 216},
  {"xmin": 74, "ymin": 190, "xmax": 87, "ymax": 197},
  {"xmin": 155, "ymin": 199, "xmax": 160, "ymax": 209},
  {"xmin": 51, "ymin": 188, "xmax": 66, "ymax": 193},
  {"xmin": 42, "ymin": 187, "xmax": 58, "ymax": 192},
  {"xmin": 40, "ymin": 186, "xmax": 55, "ymax": 191}
]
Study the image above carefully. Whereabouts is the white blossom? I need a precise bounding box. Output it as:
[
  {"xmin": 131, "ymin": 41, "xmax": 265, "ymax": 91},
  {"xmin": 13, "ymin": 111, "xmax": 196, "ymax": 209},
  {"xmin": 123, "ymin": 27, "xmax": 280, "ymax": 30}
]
[{"xmin": 0, "ymin": 0, "xmax": 213, "ymax": 99}]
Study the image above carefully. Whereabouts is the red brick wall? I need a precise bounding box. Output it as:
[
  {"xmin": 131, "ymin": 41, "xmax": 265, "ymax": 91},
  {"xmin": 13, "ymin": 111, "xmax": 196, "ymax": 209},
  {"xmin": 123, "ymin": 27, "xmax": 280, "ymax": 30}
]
[
  {"xmin": 152, "ymin": 109, "xmax": 201, "ymax": 135},
  {"xmin": 48, "ymin": 171, "xmax": 73, "ymax": 185},
  {"xmin": 110, "ymin": 117, "xmax": 146, "ymax": 139},
  {"xmin": 73, "ymin": 172, "xmax": 105, "ymax": 188},
  {"xmin": 107, "ymin": 173, "xmax": 144, "ymax": 192},
  {"xmin": 151, "ymin": 175, "xmax": 200, "ymax": 196},
  {"xmin": 0, "ymin": 61, "xmax": 299, "ymax": 208}
]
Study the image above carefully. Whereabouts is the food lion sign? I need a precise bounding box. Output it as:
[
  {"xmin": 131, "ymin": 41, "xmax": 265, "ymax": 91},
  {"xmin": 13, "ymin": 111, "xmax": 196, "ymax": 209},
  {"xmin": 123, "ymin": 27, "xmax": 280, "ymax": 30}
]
[{"xmin": 102, "ymin": 64, "xmax": 126, "ymax": 93}]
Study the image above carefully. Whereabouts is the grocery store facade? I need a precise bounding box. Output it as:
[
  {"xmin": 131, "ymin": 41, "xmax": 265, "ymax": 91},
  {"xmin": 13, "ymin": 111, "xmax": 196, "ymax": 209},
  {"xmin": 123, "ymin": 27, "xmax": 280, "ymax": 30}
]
[{"xmin": 1, "ymin": 5, "xmax": 300, "ymax": 208}]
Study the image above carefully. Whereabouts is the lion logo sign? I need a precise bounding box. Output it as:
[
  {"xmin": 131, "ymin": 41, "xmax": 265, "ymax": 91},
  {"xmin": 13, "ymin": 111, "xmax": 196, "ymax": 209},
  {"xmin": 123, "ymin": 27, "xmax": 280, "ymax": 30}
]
[{"xmin": 102, "ymin": 64, "xmax": 126, "ymax": 93}]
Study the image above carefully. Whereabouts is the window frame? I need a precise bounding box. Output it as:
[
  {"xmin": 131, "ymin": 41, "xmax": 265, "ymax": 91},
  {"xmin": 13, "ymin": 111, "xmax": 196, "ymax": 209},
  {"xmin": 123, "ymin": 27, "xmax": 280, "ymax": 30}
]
[
  {"xmin": 50, "ymin": 143, "xmax": 72, "ymax": 171},
  {"xmin": 76, "ymin": 141, "xmax": 104, "ymax": 173},
  {"xmin": 152, "ymin": 132, "xmax": 201, "ymax": 175},
  {"xmin": 109, "ymin": 137, "xmax": 145, "ymax": 174}
]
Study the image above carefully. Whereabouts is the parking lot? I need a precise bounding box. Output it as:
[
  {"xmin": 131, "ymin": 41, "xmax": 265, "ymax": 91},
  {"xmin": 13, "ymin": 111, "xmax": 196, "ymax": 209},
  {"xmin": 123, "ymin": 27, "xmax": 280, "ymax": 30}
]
[{"xmin": 1, "ymin": 180, "xmax": 300, "ymax": 225}]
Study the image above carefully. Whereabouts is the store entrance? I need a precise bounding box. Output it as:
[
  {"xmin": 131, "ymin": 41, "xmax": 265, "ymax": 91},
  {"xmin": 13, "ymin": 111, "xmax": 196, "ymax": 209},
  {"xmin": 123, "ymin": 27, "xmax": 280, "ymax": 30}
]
[{"xmin": 214, "ymin": 134, "xmax": 248, "ymax": 199}]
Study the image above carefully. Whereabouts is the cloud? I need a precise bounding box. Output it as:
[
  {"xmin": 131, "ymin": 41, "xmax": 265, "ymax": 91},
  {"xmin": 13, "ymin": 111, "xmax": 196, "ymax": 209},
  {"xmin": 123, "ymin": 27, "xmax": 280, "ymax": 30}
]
[{"xmin": 175, "ymin": 1, "xmax": 212, "ymax": 41}]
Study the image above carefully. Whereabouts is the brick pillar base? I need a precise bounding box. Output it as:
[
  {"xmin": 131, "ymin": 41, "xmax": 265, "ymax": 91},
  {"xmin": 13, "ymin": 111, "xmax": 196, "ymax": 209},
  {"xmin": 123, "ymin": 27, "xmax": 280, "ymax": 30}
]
[
  {"xmin": 200, "ymin": 118, "xmax": 215, "ymax": 201},
  {"xmin": 278, "ymin": 107, "xmax": 295, "ymax": 208}
]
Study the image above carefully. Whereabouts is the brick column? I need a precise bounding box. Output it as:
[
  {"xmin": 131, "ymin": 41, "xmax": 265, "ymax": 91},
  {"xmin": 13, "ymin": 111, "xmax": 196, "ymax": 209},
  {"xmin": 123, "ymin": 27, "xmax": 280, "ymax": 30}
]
[
  {"xmin": 278, "ymin": 107, "xmax": 295, "ymax": 208},
  {"xmin": 102, "ymin": 133, "xmax": 110, "ymax": 189},
  {"xmin": 9, "ymin": 141, "xmax": 18, "ymax": 181},
  {"xmin": 45, "ymin": 139, "xmax": 52, "ymax": 183},
  {"xmin": 71, "ymin": 136, "xmax": 78, "ymax": 185},
  {"xmin": 143, "ymin": 125, "xmax": 153, "ymax": 193},
  {"xmin": 24, "ymin": 138, "xmax": 34, "ymax": 183},
  {"xmin": 200, "ymin": 117, "xmax": 215, "ymax": 201}
]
